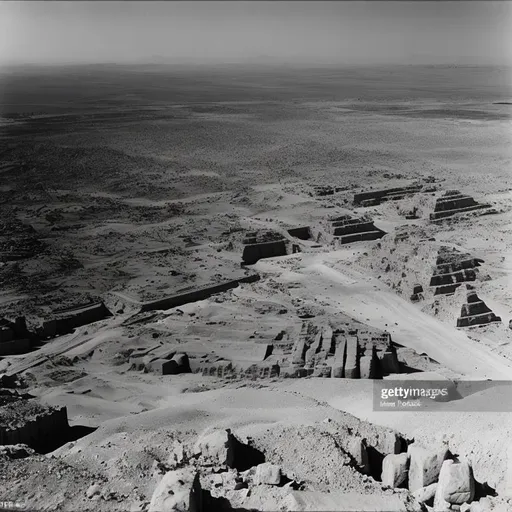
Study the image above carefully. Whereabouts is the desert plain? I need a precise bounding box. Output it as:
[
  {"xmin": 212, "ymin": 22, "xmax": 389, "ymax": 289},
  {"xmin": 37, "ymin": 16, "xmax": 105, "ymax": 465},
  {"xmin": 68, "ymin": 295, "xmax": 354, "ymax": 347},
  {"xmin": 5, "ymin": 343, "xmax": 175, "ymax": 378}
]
[{"xmin": 0, "ymin": 64, "xmax": 512, "ymax": 511}]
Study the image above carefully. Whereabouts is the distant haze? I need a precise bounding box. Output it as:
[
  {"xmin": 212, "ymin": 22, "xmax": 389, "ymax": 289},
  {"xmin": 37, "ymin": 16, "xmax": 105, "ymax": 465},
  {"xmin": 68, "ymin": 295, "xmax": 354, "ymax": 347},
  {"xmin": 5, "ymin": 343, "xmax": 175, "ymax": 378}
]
[{"xmin": 0, "ymin": 1, "xmax": 511, "ymax": 67}]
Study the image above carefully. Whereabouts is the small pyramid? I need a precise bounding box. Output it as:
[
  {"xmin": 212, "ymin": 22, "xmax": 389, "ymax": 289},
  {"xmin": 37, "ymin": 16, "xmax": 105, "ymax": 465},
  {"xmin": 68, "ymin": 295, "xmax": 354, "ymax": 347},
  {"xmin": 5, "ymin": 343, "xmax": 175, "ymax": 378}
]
[
  {"xmin": 456, "ymin": 290, "xmax": 501, "ymax": 328},
  {"xmin": 430, "ymin": 190, "xmax": 492, "ymax": 222}
]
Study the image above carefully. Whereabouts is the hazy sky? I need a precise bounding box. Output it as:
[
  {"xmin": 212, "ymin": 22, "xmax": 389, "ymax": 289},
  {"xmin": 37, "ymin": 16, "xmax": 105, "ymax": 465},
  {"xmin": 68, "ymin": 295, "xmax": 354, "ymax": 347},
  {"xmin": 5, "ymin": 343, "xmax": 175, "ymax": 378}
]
[{"xmin": 0, "ymin": 1, "xmax": 511, "ymax": 66}]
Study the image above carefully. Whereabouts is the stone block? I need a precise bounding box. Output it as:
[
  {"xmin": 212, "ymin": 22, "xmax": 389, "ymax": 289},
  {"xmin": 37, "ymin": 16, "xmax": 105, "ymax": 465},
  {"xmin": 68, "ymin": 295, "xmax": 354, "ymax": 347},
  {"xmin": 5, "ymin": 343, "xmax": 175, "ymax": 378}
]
[
  {"xmin": 381, "ymin": 452, "xmax": 409, "ymax": 488},
  {"xmin": 148, "ymin": 468, "xmax": 197, "ymax": 512},
  {"xmin": 408, "ymin": 444, "xmax": 449, "ymax": 492},
  {"xmin": 434, "ymin": 460, "xmax": 475, "ymax": 510},
  {"xmin": 255, "ymin": 463, "xmax": 282, "ymax": 485},
  {"xmin": 412, "ymin": 482, "xmax": 437, "ymax": 504}
]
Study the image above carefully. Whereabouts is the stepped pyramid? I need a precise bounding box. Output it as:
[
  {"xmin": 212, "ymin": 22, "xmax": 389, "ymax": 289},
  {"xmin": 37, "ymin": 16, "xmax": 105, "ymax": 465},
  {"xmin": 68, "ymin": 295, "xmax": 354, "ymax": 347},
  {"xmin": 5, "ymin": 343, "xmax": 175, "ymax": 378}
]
[
  {"xmin": 457, "ymin": 290, "xmax": 501, "ymax": 328},
  {"xmin": 430, "ymin": 190, "xmax": 492, "ymax": 222},
  {"xmin": 430, "ymin": 247, "xmax": 483, "ymax": 296},
  {"xmin": 326, "ymin": 214, "xmax": 386, "ymax": 244}
]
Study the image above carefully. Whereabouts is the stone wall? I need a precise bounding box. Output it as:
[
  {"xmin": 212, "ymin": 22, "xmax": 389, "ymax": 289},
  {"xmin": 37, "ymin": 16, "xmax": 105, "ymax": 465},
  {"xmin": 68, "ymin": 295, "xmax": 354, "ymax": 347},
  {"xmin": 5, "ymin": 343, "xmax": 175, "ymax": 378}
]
[
  {"xmin": 0, "ymin": 338, "xmax": 30, "ymax": 356},
  {"xmin": 0, "ymin": 316, "xmax": 33, "ymax": 355},
  {"xmin": 353, "ymin": 185, "xmax": 423, "ymax": 206},
  {"xmin": 242, "ymin": 240, "xmax": 288, "ymax": 265},
  {"xmin": 140, "ymin": 274, "xmax": 260, "ymax": 312},
  {"xmin": 287, "ymin": 227, "xmax": 312, "ymax": 240},
  {"xmin": 0, "ymin": 399, "xmax": 69, "ymax": 453},
  {"xmin": 42, "ymin": 301, "xmax": 112, "ymax": 337}
]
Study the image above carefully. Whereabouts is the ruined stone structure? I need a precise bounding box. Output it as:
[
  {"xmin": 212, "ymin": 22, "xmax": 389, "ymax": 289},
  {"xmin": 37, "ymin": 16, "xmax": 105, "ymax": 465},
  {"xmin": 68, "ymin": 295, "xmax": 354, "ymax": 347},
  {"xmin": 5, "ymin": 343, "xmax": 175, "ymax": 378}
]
[
  {"xmin": 430, "ymin": 190, "xmax": 492, "ymax": 221},
  {"xmin": 0, "ymin": 317, "xmax": 31, "ymax": 356},
  {"xmin": 410, "ymin": 284, "xmax": 424, "ymax": 303},
  {"xmin": 405, "ymin": 207, "xmax": 420, "ymax": 220},
  {"xmin": 196, "ymin": 361, "xmax": 280, "ymax": 380},
  {"xmin": 430, "ymin": 247, "xmax": 483, "ymax": 296},
  {"xmin": 146, "ymin": 353, "xmax": 192, "ymax": 375},
  {"xmin": 326, "ymin": 215, "xmax": 386, "ymax": 245},
  {"xmin": 0, "ymin": 393, "xmax": 69, "ymax": 453},
  {"xmin": 313, "ymin": 185, "xmax": 347, "ymax": 196},
  {"xmin": 287, "ymin": 226, "xmax": 312, "ymax": 240},
  {"xmin": 353, "ymin": 185, "xmax": 423, "ymax": 207},
  {"xmin": 0, "ymin": 219, "xmax": 44, "ymax": 262},
  {"xmin": 42, "ymin": 301, "xmax": 112, "ymax": 338},
  {"xmin": 456, "ymin": 291, "xmax": 501, "ymax": 328},
  {"xmin": 282, "ymin": 321, "xmax": 400, "ymax": 379},
  {"xmin": 140, "ymin": 274, "xmax": 260, "ymax": 312},
  {"xmin": 242, "ymin": 231, "xmax": 288, "ymax": 265}
]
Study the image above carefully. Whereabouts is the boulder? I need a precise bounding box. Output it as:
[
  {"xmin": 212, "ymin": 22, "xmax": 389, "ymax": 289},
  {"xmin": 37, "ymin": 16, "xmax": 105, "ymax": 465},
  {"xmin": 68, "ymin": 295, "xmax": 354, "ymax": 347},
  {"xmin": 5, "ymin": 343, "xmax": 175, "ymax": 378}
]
[
  {"xmin": 148, "ymin": 468, "xmax": 197, "ymax": 512},
  {"xmin": 412, "ymin": 482, "xmax": 437, "ymax": 504},
  {"xmin": 86, "ymin": 483, "xmax": 101, "ymax": 500},
  {"xmin": 255, "ymin": 463, "xmax": 282, "ymax": 485},
  {"xmin": 460, "ymin": 497, "xmax": 492, "ymax": 512},
  {"xmin": 408, "ymin": 444, "xmax": 449, "ymax": 492},
  {"xmin": 348, "ymin": 436, "xmax": 370, "ymax": 475},
  {"xmin": 0, "ymin": 443, "xmax": 35, "ymax": 459},
  {"xmin": 434, "ymin": 460, "xmax": 475, "ymax": 510},
  {"xmin": 193, "ymin": 430, "xmax": 229, "ymax": 466},
  {"xmin": 381, "ymin": 452, "xmax": 409, "ymax": 488}
]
